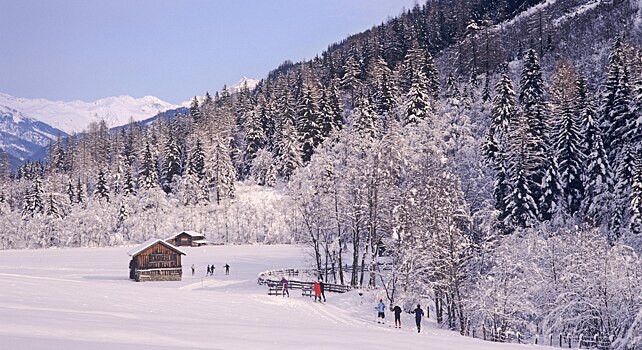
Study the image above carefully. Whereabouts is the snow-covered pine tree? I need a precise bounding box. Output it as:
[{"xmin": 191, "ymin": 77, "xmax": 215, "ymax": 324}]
[
  {"xmin": 518, "ymin": 48, "xmax": 548, "ymax": 208},
  {"xmin": 297, "ymin": 81, "xmax": 322, "ymax": 164},
  {"xmin": 117, "ymin": 202, "xmax": 129, "ymax": 228},
  {"xmin": 138, "ymin": 142, "xmax": 158, "ymax": 190},
  {"xmin": 505, "ymin": 116, "xmax": 539, "ymax": 227},
  {"xmin": 403, "ymin": 69, "xmax": 431, "ymax": 126},
  {"xmin": 481, "ymin": 74, "xmax": 492, "ymax": 103},
  {"xmin": 371, "ymin": 56, "xmax": 398, "ymax": 118},
  {"xmin": 241, "ymin": 105, "xmax": 265, "ymax": 178},
  {"xmin": 539, "ymin": 153, "xmax": 564, "ymax": 221},
  {"xmin": 189, "ymin": 96, "xmax": 202, "ymax": 124},
  {"xmin": 580, "ymin": 91, "xmax": 612, "ymax": 227},
  {"xmin": 611, "ymin": 144, "xmax": 636, "ymax": 242},
  {"xmin": 353, "ymin": 90, "xmax": 378, "ymax": 139},
  {"xmin": 550, "ymin": 60, "xmax": 584, "ymax": 215},
  {"xmin": 274, "ymin": 117, "xmax": 302, "ymax": 181},
  {"xmin": 340, "ymin": 53, "xmax": 362, "ymax": 108},
  {"xmin": 318, "ymin": 80, "xmax": 343, "ymax": 139},
  {"xmin": 423, "ymin": 51, "xmax": 440, "ymax": 100},
  {"xmin": 445, "ymin": 73, "xmax": 459, "ymax": 100},
  {"xmin": 183, "ymin": 138, "xmax": 209, "ymax": 204},
  {"xmin": 489, "ymin": 70, "xmax": 516, "ymax": 144},
  {"xmin": 601, "ymin": 37, "xmax": 635, "ymax": 165},
  {"xmin": 45, "ymin": 194, "xmax": 62, "ymax": 219},
  {"xmin": 22, "ymin": 177, "xmax": 45, "ymax": 218},
  {"xmin": 123, "ymin": 170, "xmax": 135, "ymax": 197},
  {"xmin": 76, "ymin": 178, "xmax": 85, "ymax": 204},
  {"xmin": 93, "ymin": 170, "xmax": 110, "ymax": 203},
  {"xmin": 49, "ymin": 137, "xmax": 66, "ymax": 173},
  {"xmin": 66, "ymin": 179, "xmax": 75, "ymax": 204},
  {"xmin": 208, "ymin": 134, "xmax": 236, "ymax": 205},
  {"xmin": 162, "ymin": 132, "xmax": 183, "ymax": 193}
]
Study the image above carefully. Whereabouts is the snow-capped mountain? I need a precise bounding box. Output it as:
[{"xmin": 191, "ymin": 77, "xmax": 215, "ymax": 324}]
[
  {"xmin": 0, "ymin": 105, "xmax": 67, "ymax": 162},
  {"xmin": 181, "ymin": 77, "xmax": 260, "ymax": 107},
  {"xmin": 0, "ymin": 92, "xmax": 180, "ymax": 135},
  {"xmin": 229, "ymin": 76, "xmax": 260, "ymax": 93}
]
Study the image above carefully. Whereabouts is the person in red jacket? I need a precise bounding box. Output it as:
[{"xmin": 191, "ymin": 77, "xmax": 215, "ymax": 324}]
[{"xmin": 313, "ymin": 280, "xmax": 322, "ymax": 302}]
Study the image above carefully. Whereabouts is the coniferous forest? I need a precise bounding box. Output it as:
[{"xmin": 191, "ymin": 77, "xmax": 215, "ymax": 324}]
[{"xmin": 2, "ymin": 0, "xmax": 642, "ymax": 346}]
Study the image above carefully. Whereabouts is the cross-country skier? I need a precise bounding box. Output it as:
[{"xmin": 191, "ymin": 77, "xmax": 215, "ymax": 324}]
[
  {"xmin": 319, "ymin": 279, "xmax": 326, "ymax": 302},
  {"xmin": 412, "ymin": 304, "xmax": 424, "ymax": 333},
  {"xmin": 393, "ymin": 305, "xmax": 402, "ymax": 328},
  {"xmin": 376, "ymin": 299, "xmax": 386, "ymax": 324},
  {"xmin": 207, "ymin": 265, "xmax": 211, "ymax": 275},
  {"xmin": 280, "ymin": 277, "xmax": 289, "ymax": 297},
  {"xmin": 224, "ymin": 264, "xmax": 230, "ymax": 275},
  {"xmin": 313, "ymin": 280, "xmax": 321, "ymax": 302},
  {"xmin": 191, "ymin": 264, "xmax": 195, "ymax": 276}
]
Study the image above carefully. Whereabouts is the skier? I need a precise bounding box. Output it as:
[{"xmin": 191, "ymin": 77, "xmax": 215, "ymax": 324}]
[
  {"xmin": 313, "ymin": 280, "xmax": 322, "ymax": 302},
  {"xmin": 206, "ymin": 265, "xmax": 211, "ymax": 275},
  {"xmin": 319, "ymin": 279, "xmax": 326, "ymax": 302},
  {"xmin": 412, "ymin": 304, "xmax": 424, "ymax": 333},
  {"xmin": 376, "ymin": 299, "xmax": 386, "ymax": 324},
  {"xmin": 211, "ymin": 264, "xmax": 215, "ymax": 275},
  {"xmin": 191, "ymin": 264, "xmax": 195, "ymax": 276},
  {"xmin": 224, "ymin": 264, "xmax": 230, "ymax": 275},
  {"xmin": 280, "ymin": 277, "xmax": 289, "ymax": 297},
  {"xmin": 393, "ymin": 305, "xmax": 402, "ymax": 328}
]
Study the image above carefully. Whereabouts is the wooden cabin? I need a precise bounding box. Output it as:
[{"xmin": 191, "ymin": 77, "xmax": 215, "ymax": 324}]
[
  {"xmin": 128, "ymin": 239, "xmax": 186, "ymax": 282},
  {"xmin": 165, "ymin": 231, "xmax": 209, "ymax": 247}
]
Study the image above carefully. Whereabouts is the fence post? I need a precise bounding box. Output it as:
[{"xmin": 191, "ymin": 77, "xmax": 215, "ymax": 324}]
[
  {"xmin": 472, "ymin": 328, "xmax": 476, "ymax": 338},
  {"xmin": 568, "ymin": 333, "xmax": 572, "ymax": 348},
  {"xmin": 550, "ymin": 334, "xmax": 553, "ymax": 346},
  {"xmin": 517, "ymin": 332, "xmax": 522, "ymax": 344},
  {"xmin": 560, "ymin": 334, "xmax": 563, "ymax": 347},
  {"xmin": 483, "ymin": 324, "xmax": 486, "ymax": 340},
  {"xmin": 534, "ymin": 334, "xmax": 538, "ymax": 345},
  {"xmin": 466, "ymin": 319, "xmax": 471, "ymax": 336}
]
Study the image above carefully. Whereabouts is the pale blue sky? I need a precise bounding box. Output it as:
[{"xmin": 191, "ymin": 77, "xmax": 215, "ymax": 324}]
[{"xmin": 0, "ymin": 0, "xmax": 418, "ymax": 104}]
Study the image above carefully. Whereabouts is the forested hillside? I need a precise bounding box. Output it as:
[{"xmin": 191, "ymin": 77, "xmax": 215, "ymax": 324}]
[{"xmin": 1, "ymin": 0, "xmax": 642, "ymax": 347}]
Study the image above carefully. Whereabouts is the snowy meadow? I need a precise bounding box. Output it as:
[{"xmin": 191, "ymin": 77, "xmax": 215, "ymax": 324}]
[{"xmin": 0, "ymin": 244, "xmax": 529, "ymax": 350}]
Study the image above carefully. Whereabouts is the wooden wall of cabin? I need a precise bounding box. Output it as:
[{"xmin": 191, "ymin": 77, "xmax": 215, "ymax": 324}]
[{"xmin": 134, "ymin": 243, "xmax": 182, "ymax": 270}]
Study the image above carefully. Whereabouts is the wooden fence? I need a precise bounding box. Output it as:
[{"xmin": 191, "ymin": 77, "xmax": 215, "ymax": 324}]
[
  {"xmin": 467, "ymin": 323, "xmax": 614, "ymax": 349},
  {"xmin": 257, "ymin": 268, "xmax": 351, "ymax": 294}
]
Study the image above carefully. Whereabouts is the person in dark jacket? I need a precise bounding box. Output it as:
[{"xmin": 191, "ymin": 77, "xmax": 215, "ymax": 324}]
[
  {"xmin": 280, "ymin": 277, "xmax": 289, "ymax": 297},
  {"xmin": 412, "ymin": 304, "xmax": 425, "ymax": 333},
  {"xmin": 393, "ymin": 305, "xmax": 402, "ymax": 328},
  {"xmin": 224, "ymin": 264, "xmax": 230, "ymax": 275},
  {"xmin": 319, "ymin": 280, "xmax": 326, "ymax": 302}
]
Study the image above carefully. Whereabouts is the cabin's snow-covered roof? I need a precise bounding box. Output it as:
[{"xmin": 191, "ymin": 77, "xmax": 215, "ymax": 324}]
[
  {"xmin": 127, "ymin": 238, "xmax": 187, "ymax": 257},
  {"xmin": 167, "ymin": 230, "xmax": 205, "ymax": 239}
]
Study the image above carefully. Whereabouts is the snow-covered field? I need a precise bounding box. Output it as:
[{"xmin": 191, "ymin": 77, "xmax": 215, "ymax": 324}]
[{"xmin": 0, "ymin": 245, "xmax": 531, "ymax": 350}]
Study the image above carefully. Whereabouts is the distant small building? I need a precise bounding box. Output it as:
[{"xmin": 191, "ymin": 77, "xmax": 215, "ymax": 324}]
[
  {"xmin": 166, "ymin": 231, "xmax": 209, "ymax": 247},
  {"xmin": 128, "ymin": 239, "xmax": 186, "ymax": 282}
]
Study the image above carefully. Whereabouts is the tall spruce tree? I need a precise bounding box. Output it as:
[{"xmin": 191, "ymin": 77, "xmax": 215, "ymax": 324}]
[
  {"xmin": 162, "ymin": 133, "xmax": 183, "ymax": 193},
  {"xmin": 93, "ymin": 170, "xmax": 110, "ymax": 203},
  {"xmin": 297, "ymin": 81, "xmax": 322, "ymax": 163},
  {"xmin": 518, "ymin": 49, "xmax": 548, "ymax": 209},
  {"xmin": 139, "ymin": 142, "xmax": 158, "ymax": 190},
  {"xmin": 505, "ymin": 116, "xmax": 539, "ymax": 227},
  {"xmin": 275, "ymin": 117, "xmax": 302, "ymax": 181},
  {"xmin": 550, "ymin": 60, "xmax": 584, "ymax": 214}
]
